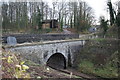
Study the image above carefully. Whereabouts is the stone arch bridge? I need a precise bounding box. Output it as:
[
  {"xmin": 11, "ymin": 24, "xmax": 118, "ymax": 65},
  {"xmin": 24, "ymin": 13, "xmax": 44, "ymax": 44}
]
[
  {"xmin": 7, "ymin": 39, "xmax": 86, "ymax": 68},
  {"xmin": 5, "ymin": 34, "xmax": 97, "ymax": 68}
]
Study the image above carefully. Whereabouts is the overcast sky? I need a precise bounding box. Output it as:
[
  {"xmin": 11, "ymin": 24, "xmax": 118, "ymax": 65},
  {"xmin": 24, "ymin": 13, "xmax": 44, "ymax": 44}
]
[{"xmin": 84, "ymin": 0, "xmax": 118, "ymax": 22}]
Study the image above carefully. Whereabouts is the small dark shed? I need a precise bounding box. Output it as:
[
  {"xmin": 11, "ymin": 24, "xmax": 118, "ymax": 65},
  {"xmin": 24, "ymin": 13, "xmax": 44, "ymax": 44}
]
[{"xmin": 42, "ymin": 19, "xmax": 58, "ymax": 29}]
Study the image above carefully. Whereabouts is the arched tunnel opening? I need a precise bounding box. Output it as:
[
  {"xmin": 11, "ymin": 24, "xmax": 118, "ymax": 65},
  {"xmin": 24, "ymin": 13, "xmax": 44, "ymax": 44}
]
[{"xmin": 46, "ymin": 53, "xmax": 66, "ymax": 69}]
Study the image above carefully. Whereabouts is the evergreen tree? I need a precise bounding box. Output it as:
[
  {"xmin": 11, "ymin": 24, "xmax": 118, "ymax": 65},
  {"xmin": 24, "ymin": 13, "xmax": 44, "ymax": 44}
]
[
  {"xmin": 60, "ymin": 16, "xmax": 63, "ymax": 31},
  {"xmin": 37, "ymin": 7, "xmax": 42, "ymax": 29},
  {"xmin": 100, "ymin": 18, "xmax": 108, "ymax": 37}
]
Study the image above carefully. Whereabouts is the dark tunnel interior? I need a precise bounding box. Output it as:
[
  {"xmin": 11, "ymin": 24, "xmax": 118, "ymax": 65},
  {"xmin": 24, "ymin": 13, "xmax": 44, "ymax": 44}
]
[{"xmin": 46, "ymin": 53, "xmax": 66, "ymax": 69}]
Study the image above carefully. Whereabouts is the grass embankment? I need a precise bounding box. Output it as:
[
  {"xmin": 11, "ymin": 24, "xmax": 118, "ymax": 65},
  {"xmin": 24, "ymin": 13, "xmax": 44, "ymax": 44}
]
[{"xmin": 77, "ymin": 38, "xmax": 118, "ymax": 78}]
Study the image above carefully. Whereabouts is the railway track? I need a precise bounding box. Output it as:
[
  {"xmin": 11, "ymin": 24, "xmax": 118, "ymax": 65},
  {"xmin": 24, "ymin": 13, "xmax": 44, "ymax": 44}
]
[{"xmin": 48, "ymin": 66, "xmax": 112, "ymax": 80}]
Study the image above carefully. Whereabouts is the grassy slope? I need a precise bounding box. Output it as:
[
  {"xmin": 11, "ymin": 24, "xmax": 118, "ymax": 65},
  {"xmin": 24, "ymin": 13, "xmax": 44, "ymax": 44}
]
[{"xmin": 76, "ymin": 39, "xmax": 118, "ymax": 78}]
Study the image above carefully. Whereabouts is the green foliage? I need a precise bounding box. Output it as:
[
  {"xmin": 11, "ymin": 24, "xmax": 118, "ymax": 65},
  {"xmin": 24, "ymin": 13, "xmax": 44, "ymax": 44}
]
[
  {"xmin": 91, "ymin": 38, "xmax": 105, "ymax": 42},
  {"xmin": 2, "ymin": 2, "xmax": 94, "ymax": 34},
  {"xmin": 2, "ymin": 49, "xmax": 30, "ymax": 78},
  {"xmin": 77, "ymin": 39, "xmax": 118, "ymax": 78},
  {"xmin": 14, "ymin": 64, "xmax": 29, "ymax": 78},
  {"xmin": 102, "ymin": 24, "xmax": 118, "ymax": 38},
  {"xmin": 32, "ymin": 13, "xmax": 38, "ymax": 27},
  {"xmin": 78, "ymin": 60, "xmax": 118, "ymax": 78},
  {"xmin": 100, "ymin": 18, "xmax": 108, "ymax": 36},
  {"xmin": 25, "ymin": 60, "xmax": 41, "ymax": 66},
  {"xmin": 2, "ymin": 3, "xmax": 10, "ymax": 29},
  {"xmin": 29, "ymin": 28, "xmax": 52, "ymax": 34},
  {"xmin": 37, "ymin": 7, "xmax": 42, "ymax": 30},
  {"xmin": 7, "ymin": 56, "xmax": 14, "ymax": 63},
  {"xmin": 60, "ymin": 17, "xmax": 63, "ymax": 31},
  {"xmin": 79, "ymin": 60, "xmax": 95, "ymax": 73},
  {"xmin": 70, "ymin": 17, "xmax": 73, "ymax": 28},
  {"xmin": 116, "ymin": 13, "xmax": 120, "ymax": 27},
  {"xmin": 45, "ymin": 29, "xmax": 52, "ymax": 33}
]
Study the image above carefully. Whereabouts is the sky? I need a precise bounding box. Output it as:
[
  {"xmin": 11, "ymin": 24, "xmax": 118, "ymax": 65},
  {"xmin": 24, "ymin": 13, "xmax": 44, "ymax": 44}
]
[
  {"xmin": 83, "ymin": 0, "xmax": 119, "ymax": 23},
  {"xmin": 0, "ymin": 0, "xmax": 119, "ymax": 23}
]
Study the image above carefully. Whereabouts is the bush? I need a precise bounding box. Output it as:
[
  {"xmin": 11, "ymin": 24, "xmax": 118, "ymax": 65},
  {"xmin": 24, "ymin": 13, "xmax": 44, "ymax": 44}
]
[
  {"xmin": 78, "ymin": 60, "xmax": 95, "ymax": 74},
  {"xmin": 2, "ymin": 48, "xmax": 30, "ymax": 78},
  {"xmin": 78, "ymin": 60, "xmax": 118, "ymax": 78},
  {"xmin": 77, "ymin": 39, "xmax": 118, "ymax": 78}
]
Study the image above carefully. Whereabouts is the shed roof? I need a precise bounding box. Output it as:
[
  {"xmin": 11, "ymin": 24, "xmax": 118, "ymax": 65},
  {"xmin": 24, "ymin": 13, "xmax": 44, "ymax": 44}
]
[{"xmin": 42, "ymin": 19, "xmax": 58, "ymax": 23}]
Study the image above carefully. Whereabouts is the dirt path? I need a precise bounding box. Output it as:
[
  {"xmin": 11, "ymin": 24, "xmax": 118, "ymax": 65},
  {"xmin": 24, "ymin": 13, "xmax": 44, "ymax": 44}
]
[{"xmin": 63, "ymin": 29, "xmax": 72, "ymax": 34}]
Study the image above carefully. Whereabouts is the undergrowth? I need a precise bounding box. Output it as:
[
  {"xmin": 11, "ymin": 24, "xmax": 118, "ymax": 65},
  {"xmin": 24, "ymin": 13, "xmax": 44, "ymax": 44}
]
[
  {"xmin": 2, "ymin": 48, "xmax": 30, "ymax": 78},
  {"xmin": 77, "ymin": 39, "xmax": 118, "ymax": 78},
  {"xmin": 78, "ymin": 60, "xmax": 118, "ymax": 78}
]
